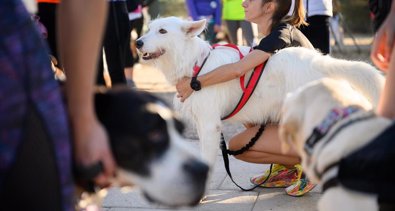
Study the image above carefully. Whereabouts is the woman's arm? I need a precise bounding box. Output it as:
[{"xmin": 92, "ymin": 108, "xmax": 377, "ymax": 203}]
[
  {"xmin": 58, "ymin": 0, "xmax": 116, "ymax": 187},
  {"xmin": 176, "ymin": 50, "xmax": 270, "ymax": 102}
]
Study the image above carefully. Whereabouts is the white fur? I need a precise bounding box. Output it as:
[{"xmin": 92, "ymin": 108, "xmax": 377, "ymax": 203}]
[
  {"xmin": 137, "ymin": 17, "xmax": 385, "ymax": 167},
  {"xmin": 279, "ymin": 78, "xmax": 392, "ymax": 211}
]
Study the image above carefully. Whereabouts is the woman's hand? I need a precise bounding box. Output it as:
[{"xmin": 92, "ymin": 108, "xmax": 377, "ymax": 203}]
[
  {"xmin": 72, "ymin": 114, "xmax": 116, "ymax": 188},
  {"xmin": 371, "ymin": 11, "xmax": 395, "ymax": 72},
  {"xmin": 176, "ymin": 77, "xmax": 194, "ymax": 102}
]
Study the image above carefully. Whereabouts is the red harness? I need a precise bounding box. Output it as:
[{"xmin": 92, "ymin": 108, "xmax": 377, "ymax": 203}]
[{"xmin": 193, "ymin": 44, "xmax": 267, "ymax": 120}]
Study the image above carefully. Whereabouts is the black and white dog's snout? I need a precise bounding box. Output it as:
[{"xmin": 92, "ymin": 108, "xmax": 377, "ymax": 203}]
[
  {"xmin": 183, "ymin": 159, "xmax": 209, "ymax": 183},
  {"xmin": 136, "ymin": 39, "xmax": 144, "ymax": 49}
]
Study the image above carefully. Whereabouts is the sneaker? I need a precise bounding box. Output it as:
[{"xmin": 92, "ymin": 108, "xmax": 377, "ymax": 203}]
[
  {"xmin": 285, "ymin": 176, "xmax": 316, "ymax": 197},
  {"xmin": 250, "ymin": 164, "xmax": 299, "ymax": 188}
]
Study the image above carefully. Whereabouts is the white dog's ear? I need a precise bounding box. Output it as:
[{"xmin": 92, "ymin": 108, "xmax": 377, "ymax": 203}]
[{"xmin": 182, "ymin": 19, "xmax": 207, "ymax": 37}]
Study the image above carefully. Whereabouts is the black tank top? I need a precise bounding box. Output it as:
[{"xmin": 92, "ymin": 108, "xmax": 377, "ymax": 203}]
[{"xmin": 253, "ymin": 23, "xmax": 314, "ymax": 54}]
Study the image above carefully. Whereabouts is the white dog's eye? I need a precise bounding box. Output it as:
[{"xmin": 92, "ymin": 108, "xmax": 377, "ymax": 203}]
[{"xmin": 159, "ymin": 29, "xmax": 167, "ymax": 34}]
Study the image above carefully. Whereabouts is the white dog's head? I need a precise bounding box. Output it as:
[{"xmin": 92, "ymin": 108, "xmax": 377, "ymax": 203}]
[
  {"xmin": 279, "ymin": 78, "xmax": 373, "ymax": 165},
  {"xmin": 136, "ymin": 17, "xmax": 206, "ymax": 61},
  {"xmin": 136, "ymin": 17, "xmax": 210, "ymax": 84}
]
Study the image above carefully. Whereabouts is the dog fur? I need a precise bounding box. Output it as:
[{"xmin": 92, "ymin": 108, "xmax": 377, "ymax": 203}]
[
  {"xmin": 137, "ymin": 17, "xmax": 385, "ymax": 167},
  {"xmin": 87, "ymin": 87, "xmax": 208, "ymax": 207},
  {"xmin": 279, "ymin": 78, "xmax": 391, "ymax": 211}
]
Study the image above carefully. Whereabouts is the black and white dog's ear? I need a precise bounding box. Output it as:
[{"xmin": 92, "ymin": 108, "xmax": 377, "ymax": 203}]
[{"xmin": 182, "ymin": 19, "xmax": 206, "ymax": 37}]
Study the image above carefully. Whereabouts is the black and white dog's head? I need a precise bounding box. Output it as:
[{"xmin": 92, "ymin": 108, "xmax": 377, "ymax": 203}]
[{"xmin": 94, "ymin": 87, "xmax": 208, "ymax": 207}]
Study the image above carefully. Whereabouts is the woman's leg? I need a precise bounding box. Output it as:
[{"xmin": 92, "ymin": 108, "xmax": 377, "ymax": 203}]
[
  {"xmin": 228, "ymin": 124, "xmax": 299, "ymax": 166},
  {"xmin": 229, "ymin": 125, "xmax": 315, "ymax": 195},
  {"xmin": 300, "ymin": 15, "xmax": 331, "ymax": 54}
]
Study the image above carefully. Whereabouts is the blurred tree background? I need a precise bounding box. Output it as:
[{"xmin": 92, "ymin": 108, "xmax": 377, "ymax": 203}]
[
  {"xmin": 159, "ymin": 0, "xmax": 373, "ymax": 34},
  {"xmin": 338, "ymin": 0, "xmax": 373, "ymax": 34},
  {"xmin": 159, "ymin": 0, "xmax": 188, "ymax": 18}
]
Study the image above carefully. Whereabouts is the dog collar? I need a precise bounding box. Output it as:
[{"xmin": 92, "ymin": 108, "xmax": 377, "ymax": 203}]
[{"xmin": 304, "ymin": 105, "xmax": 362, "ymax": 155}]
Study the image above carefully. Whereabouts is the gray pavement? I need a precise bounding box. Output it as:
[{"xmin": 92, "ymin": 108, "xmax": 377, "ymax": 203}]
[{"xmin": 102, "ymin": 35, "xmax": 373, "ymax": 210}]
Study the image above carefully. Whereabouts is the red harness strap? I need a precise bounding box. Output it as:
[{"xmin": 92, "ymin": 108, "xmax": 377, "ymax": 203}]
[
  {"xmin": 221, "ymin": 61, "xmax": 266, "ymax": 120},
  {"xmin": 212, "ymin": 44, "xmax": 267, "ymax": 120},
  {"xmin": 194, "ymin": 44, "xmax": 267, "ymax": 120}
]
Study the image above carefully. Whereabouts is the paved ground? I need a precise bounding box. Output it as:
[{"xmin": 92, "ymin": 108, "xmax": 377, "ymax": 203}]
[{"xmin": 101, "ymin": 35, "xmax": 373, "ymax": 211}]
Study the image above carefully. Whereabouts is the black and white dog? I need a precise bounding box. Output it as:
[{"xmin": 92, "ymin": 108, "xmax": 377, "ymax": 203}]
[{"xmin": 77, "ymin": 87, "xmax": 208, "ymax": 207}]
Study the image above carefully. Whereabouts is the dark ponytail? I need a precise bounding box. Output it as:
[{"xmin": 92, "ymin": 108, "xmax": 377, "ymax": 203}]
[{"xmin": 270, "ymin": 0, "xmax": 307, "ymax": 30}]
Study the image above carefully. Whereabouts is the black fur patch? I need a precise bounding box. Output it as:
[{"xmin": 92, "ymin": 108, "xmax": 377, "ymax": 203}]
[{"xmin": 95, "ymin": 87, "xmax": 182, "ymax": 177}]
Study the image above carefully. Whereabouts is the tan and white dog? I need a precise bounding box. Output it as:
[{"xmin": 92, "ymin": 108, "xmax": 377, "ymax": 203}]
[
  {"xmin": 137, "ymin": 17, "xmax": 385, "ymax": 168},
  {"xmin": 279, "ymin": 78, "xmax": 392, "ymax": 211}
]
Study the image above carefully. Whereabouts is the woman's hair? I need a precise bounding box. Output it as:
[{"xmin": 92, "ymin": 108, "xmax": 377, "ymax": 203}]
[{"xmin": 266, "ymin": 0, "xmax": 307, "ymax": 29}]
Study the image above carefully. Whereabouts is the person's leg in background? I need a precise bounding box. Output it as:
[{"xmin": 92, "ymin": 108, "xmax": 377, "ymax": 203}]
[
  {"xmin": 240, "ymin": 20, "xmax": 255, "ymax": 46},
  {"xmin": 300, "ymin": 15, "xmax": 331, "ymax": 54},
  {"xmin": 124, "ymin": 14, "xmax": 144, "ymax": 87},
  {"xmin": 102, "ymin": 1, "xmax": 129, "ymax": 86},
  {"xmin": 225, "ymin": 20, "xmax": 241, "ymax": 45},
  {"xmin": 205, "ymin": 19, "xmax": 217, "ymax": 44},
  {"xmin": 124, "ymin": 21, "xmax": 135, "ymax": 87}
]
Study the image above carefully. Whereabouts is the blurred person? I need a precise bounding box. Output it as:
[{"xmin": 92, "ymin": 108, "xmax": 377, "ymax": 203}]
[
  {"xmin": 96, "ymin": 0, "xmax": 130, "ymax": 87},
  {"xmin": 222, "ymin": 0, "xmax": 255, "ymax": 46},
  {"xmin": 300, "ymin": 0, "xmax": 332, "ymax": 54},
  {"xmin": 0, "ymin": 0, "xmax": 115, "ymax": 210},
  {"xmin": 369, "ymin": 0, "xmax": 392, "ymax": 33},
  {"xmin": 329, "ymin": 0, "xmax": 344, "ymax": 47},
  {"xmin": 177, "ymin": 0, "xmax": 315, "ymax": 197},
  {"xmin": 185, "ymin": 0, "xmax": 222, "ymax": 44},
  {"xmin": 125, "ymin": 0, "xmax": 145, "ymax": 87}
]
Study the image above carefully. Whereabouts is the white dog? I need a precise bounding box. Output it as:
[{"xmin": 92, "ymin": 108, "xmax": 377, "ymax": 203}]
[
  {"xmin": 137, "ymin": 17, "xmax": 384, "ymax": 167},
  {"xmin": 279, "ymin": 78, "xmax": 391, "ymax": 211}
]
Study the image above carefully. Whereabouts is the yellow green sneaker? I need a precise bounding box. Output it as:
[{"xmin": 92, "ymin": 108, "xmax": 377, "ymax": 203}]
[
  {"xmin": 285, "ymin": 175, "xmax": 316, "ymax": 197},
  {"xmin": 250, "ymin": 164, "xmax": 299, "ymax": 188}
]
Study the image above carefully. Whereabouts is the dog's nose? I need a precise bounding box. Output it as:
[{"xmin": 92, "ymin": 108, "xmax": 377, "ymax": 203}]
[
  {"xmin": 183, "ymin": 159, "xmax": 209, "ymax": 182},
  {"xmin": 136, "ymin": 39, "xmax": 144, "ymax": 49}
]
